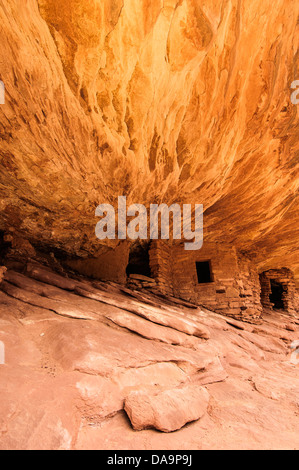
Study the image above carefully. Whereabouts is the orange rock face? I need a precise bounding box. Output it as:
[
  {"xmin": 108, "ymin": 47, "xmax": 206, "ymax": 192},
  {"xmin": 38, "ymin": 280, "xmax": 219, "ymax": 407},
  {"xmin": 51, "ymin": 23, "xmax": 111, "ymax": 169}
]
[{"xmin": 0, "ymin": 0, "xmax": 298, "ymax": 284}]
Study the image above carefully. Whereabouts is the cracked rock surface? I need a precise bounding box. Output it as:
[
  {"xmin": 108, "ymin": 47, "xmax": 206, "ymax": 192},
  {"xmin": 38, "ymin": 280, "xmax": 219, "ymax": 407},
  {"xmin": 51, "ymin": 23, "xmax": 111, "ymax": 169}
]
[{"xmin": 0, "ymin": 264, "xmax": 298, "ymax": 449}]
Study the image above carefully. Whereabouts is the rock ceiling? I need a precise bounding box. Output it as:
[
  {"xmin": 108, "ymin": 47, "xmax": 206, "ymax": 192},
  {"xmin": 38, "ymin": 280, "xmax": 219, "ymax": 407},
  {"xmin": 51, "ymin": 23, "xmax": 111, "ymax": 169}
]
[{"xmin": 0, "ymin": 0, "xmax": 298, "ymax": 282}]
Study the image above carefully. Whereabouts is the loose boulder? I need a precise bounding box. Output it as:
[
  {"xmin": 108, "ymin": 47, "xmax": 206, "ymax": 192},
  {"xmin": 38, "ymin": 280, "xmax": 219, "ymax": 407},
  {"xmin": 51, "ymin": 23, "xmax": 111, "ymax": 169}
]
[{"xmin": 124, "ymin": 384, "xmax": 210, "ymax": 432}]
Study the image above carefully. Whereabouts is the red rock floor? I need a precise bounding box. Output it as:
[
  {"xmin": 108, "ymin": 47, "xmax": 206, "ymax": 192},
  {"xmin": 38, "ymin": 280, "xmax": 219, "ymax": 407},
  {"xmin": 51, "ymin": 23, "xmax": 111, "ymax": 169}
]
[{"xmin": 0, "ymin": 265, "xmax": 298, "ymax": 450}]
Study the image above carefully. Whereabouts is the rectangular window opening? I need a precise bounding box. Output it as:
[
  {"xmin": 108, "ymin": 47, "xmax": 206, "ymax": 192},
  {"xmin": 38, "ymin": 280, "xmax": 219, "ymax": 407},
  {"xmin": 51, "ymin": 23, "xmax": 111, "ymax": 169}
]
[{"xmin": 196, "ymin": 261, "xmax": 213, "ymax": 284}]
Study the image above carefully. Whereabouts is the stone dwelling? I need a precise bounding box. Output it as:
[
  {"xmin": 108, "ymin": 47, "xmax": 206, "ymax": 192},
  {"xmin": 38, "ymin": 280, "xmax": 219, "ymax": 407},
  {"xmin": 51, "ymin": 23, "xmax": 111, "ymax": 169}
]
[
  {"xmin": 148, "ymin": 241, "xmax": 298, "ymax": 321},
  {"xmin": 67, "ymin": 239, "xmax": 298, "ymax": 322},
  {"xmin": 148, "ymin": 240, "xmax": 262, "ymax": 321},
  {"xmin": 259, "ymin": 268, "xmax": 297, "ymax": 316}
]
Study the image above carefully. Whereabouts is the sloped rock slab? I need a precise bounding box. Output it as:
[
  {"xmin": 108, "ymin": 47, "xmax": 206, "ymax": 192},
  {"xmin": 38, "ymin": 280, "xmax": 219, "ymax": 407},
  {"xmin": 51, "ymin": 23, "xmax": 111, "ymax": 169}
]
[
  {"xmin": 76, "ymin": 286, "xmax": 210, "ymax": 339},
  {"xmin": 26, "ymin": 263, "xmax": 77, "ymax": 291},
  {"xmin": 105, "ymin": 310, "xmax": 199, "ymax": 348}
]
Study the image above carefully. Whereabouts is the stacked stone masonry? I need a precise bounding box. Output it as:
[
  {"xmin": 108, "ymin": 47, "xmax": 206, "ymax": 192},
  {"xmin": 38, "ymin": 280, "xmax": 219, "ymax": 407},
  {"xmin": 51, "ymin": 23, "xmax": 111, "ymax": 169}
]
[
  {"xmin": 149, "ymin": 240, "xmax": 174, "ymax": 297},
  {"xmin": 67, "ymin": 239, "xmax": 298, "ymax": 321},
  {"xmin": 127, "ymin": 273, "xmax": 157, "ymax": 291},
  {"xmin": 146, "ymin": 241, "xmax": 297, "ymax": 321},
  {"xmin": 259, "ymin": 269, "xmax": 297, "ymax": 316}
]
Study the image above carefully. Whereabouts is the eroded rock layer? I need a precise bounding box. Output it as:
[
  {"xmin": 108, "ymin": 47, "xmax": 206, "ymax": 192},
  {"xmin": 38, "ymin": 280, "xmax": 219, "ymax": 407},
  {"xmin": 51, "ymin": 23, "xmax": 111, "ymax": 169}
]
[{"xmin": 0, "ymin": 0, "xmax": 298, "ymax": 282}]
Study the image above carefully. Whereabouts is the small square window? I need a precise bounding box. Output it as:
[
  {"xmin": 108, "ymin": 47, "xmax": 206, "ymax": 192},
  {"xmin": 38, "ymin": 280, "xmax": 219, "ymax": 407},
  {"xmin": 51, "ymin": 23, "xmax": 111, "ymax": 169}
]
[{"xmin": 196, "ymin": 261, "xmax": 213, "ymax": 284}]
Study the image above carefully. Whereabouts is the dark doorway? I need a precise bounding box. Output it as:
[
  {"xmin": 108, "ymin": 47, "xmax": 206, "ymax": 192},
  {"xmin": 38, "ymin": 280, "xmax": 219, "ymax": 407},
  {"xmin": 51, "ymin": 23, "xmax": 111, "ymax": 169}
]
[
  {"xmin": 196, "ymin": 261, "xmax": 213, "ymax": 284},
  {"xmin": 126, "ymin": 241, "xmax": 151, "ymax": 277},
  {"xmin": 269, "ymin": 279, "xmax": 285, "ymax": 309},
  {"xmin": 0, "ymin": 231, "xmax": 11, "ymax": 262}
]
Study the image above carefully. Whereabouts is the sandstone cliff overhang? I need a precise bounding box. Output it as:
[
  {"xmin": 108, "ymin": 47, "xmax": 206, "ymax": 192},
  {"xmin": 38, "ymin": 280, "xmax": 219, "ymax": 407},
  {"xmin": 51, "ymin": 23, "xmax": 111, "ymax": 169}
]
[{"xmin": 0, "ymin": 0, "xmax": 298, "ymax": 284}]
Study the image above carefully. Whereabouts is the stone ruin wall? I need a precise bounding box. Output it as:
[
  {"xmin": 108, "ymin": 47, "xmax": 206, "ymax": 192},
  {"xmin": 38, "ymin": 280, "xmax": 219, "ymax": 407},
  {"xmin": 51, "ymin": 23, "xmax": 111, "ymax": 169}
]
[
  {"xmin": 259, "ymin": 268, "xmax": 297, "ymax": 316},
  {"xmin": 65, "ymin": 242, "xmax": 130, "ymax": 284},
  {"xmin": 235, "ymin": 255, "xmax": 263, "ymax": 320},
  {"xmin": 126, "ymin": 240, "xmax": 298, "ymax": 321},
  {"xmin": 168, "ymin": 242, "xmax": 262, "ymax": 321},
  {"xmin": 58, "ymin": 237, "xmax": 298, "ymax": 321},
  {"xmin": 149, "ymin": 240, "xmax": 174, "ymax": 297}
]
